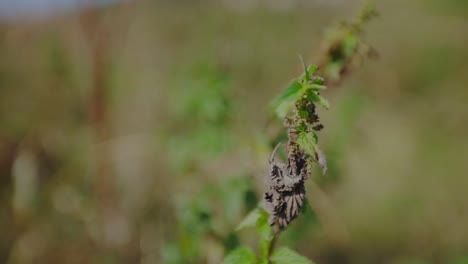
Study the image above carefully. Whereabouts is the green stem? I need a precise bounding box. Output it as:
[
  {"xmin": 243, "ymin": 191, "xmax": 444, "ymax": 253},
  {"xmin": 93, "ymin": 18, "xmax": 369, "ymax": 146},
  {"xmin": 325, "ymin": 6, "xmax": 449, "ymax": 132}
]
[{"xmin": 267, "ymin": 233, "xmax": 278, "ymax": 263}]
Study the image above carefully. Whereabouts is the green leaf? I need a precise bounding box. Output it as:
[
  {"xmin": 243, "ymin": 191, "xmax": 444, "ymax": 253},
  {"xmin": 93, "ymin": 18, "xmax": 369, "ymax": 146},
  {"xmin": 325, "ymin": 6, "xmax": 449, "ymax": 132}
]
[
  {"xmin": 312, "ymin": 76, "xmax": 324, "ymax": 85},
  {"xmin": 271, "ymin": 247, "xmax": 315, "ymax": 264},
  {"xmin": 235, "ymin": 208, "xmax": 274, "ymax": 261},
  {"xmin": 236, "ymin": 208, "xmax": 262, "ymax": 231},
  {"xmin": 298, "ymin": 110, "xmax": 309, "ymax": 118},
  {"xmin": 304, "ymin": 84, "xmax": 327, "ymax": 91},
  {"xmin": 297, "ymin": 56, "xmax": 316, "ymax": 81},
  {"xmin": 308, "ymin": 92, "xmax": 330, "ymax": 109},
  {"xmin": 222, "ymin": 247, "xmax": 257, "ymax": 264},
  {"xmin": 295, "ymin": 124, "xmax": 307, "ymax": 132},
  {"xmin": 257, "ymin": 210, "xmax": 274, "ymax": 259},
  {"xmin": 307, "ymin": 64, "xmax": 318, "ymax": 75},
  {"xmin": 276, "ymin": 80, "xmax": 302, "ymax": 102},
  {"xmin": 316, "ymin": 95, "xmax": 330, "ymax": 109},
  {"xmin": 257, "ymin": 210, "xmax": 273, "ymax": 241},
  {"xmin": 273, "ymin": 80, "xmax": 304, "ymax": 118},
  {"xmin": 298, "ymin": 55, "xmax": 308, "ymax": 79},
  {"xmin": 297, "ymin": 131, "xmax": 318, "ymax": 157},
  {"xmin": 297, "ymin": 132, "xmax": 327, "ymax": 175}
]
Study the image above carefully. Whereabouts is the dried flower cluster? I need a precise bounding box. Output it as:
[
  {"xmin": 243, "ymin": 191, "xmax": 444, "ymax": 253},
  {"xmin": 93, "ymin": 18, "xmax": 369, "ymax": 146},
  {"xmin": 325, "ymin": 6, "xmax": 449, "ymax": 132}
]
[{"xmin": 264, "ymin": 142, "xmax": 306, "ymax": 230}]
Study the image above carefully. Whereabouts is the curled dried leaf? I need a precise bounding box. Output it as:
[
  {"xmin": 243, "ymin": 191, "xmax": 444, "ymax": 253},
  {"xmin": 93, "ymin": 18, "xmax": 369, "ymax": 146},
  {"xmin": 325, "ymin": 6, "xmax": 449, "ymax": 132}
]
[{"xmin": 314, "ymin": 146, "xmax": 328, "ymax": 175}]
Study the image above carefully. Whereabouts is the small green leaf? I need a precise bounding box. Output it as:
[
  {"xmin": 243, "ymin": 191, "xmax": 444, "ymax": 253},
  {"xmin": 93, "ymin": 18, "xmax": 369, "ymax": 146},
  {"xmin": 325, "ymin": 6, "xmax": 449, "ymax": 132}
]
[
  {"xmin": 276, "ymin": 80, "xmax": 302, "ymax": 102},
  {"xmin": 316, "ymin": 95, "xmax": 330, "ymax": 109},
  {"xmin": 273, "ymin": 81, "xmax": 304, "ymax": 117},
  {"xmin": 275, "ymin": 101, "xmax": 293, "ymax": 118},
  {"xmin": 295, "ymin": 124, "xmax": 307, "ymax": 132},
  {"xmin": 307, "ymin": 64, "xmax": 318, "ymax": 75},
  {"xmin": 271, "ymin": 247, "xmax": 315, "ymax": 264},
  {"xmin": 236, "ymin": 208, "xmax": 274, "ymax": 259},
  {"xmin": 312, "ymin": 76, "xmax": 324, "ymax": 85},
  {"xmin": 297, "ymin": 131, "xmax": 318, "ymax": 157},
  {"xmin": 303, "ymin": 84, "xmax": 327, "ymax": 91},
  {"xmin": 297, "ymin": 132, "xmax": 327, "ymax": 175},
  {"xmin": 309, "ymin": 92, "xmax": 330, "ymax": 109},
  {"xmin": 298, "ymin": 110, "xmax": 309, "ymax": 118},
  {"xmin": 305, "ymin": 90, "xmax": 318, "ymax": 101},
  {"xmin": 236, "ymin": 208, "xmax": 261, "ymax": 231},
  {"xmin": 222, "ymin": 247, "xmax": 257, "ymax": 264},
  {"xmin": 298, "ymin": 55, "xmax": 308, "ymax": 79}
]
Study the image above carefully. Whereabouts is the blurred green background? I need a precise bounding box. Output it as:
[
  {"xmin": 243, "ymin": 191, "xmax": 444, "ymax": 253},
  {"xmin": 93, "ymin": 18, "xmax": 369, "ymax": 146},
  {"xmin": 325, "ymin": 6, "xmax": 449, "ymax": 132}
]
[{"xmin": 1, "ymin": 0, "xmax": 468, "ymax": 263}]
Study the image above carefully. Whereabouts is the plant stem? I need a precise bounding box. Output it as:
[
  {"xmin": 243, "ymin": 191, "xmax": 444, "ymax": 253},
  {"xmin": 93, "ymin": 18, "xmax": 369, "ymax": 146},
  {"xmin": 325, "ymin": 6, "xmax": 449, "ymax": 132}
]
[{"xmin": 267, "ymin": 233, "xmax": 278, "ymax": 263}]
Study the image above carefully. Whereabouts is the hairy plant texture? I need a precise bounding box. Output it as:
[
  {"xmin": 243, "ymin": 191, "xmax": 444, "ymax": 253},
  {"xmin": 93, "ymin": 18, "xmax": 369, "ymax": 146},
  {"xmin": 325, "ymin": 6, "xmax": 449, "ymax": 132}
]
[{"xmin": 266, "ymin": 64, "xmax": 328, "ymax": 231}]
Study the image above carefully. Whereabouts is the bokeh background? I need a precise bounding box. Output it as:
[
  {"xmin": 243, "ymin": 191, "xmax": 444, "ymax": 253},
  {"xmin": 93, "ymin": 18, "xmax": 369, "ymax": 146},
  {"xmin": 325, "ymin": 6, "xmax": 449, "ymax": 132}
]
[{"xmin": 1, "ymin": 0, "xmax": 468, "ymax": 263}]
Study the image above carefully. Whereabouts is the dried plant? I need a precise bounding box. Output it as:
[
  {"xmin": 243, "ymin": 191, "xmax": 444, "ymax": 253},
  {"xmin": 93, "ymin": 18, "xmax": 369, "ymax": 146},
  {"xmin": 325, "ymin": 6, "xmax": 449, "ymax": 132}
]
[{"xmin": 265, "ymin": 62, "xmax": 328, "ymax": 232}]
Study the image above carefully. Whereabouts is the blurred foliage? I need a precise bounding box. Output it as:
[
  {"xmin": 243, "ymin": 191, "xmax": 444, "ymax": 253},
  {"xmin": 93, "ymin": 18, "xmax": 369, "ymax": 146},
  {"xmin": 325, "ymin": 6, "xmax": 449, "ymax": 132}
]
[
  {"xmin": 165, "ymin": 61, "xmax": 236, "ymax": 173},
  {"xmin": 319, "ymin": 3, "xmax": 378, "ymax": 84},
  {"xmin": 226, "ymin": 206, "xmax": 315, "ymax": 264},
  {"xmin": 162, "ymin": 175, "xmax": 258, "ymax": 264}
]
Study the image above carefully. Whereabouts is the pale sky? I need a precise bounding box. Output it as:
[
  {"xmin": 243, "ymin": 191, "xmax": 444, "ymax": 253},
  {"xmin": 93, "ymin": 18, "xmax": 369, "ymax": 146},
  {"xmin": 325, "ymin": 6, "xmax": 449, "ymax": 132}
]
[{"xmin": 0, "ymin": 0, "xmax": 121, "ymax": 21}]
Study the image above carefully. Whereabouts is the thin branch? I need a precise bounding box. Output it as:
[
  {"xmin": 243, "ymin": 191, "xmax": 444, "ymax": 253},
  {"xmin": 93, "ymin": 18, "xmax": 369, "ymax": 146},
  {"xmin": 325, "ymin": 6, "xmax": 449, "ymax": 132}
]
[{"xmin": 267, "ymin": 233, "xmax": 278, "ymax": 263}]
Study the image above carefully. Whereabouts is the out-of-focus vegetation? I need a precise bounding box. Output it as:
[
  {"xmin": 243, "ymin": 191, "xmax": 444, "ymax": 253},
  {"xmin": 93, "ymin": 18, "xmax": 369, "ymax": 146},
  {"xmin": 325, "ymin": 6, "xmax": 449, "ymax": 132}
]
[{"xmin": 1, "ymin": 1, "xmax": 468, "ymax": 264}]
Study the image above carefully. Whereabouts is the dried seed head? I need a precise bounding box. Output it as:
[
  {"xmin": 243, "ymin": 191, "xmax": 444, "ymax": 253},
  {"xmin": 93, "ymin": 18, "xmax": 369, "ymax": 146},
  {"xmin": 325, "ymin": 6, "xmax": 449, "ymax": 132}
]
[{"xmin": 265, "ymin": 143, "xmax": 308, "ymax": 231}]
